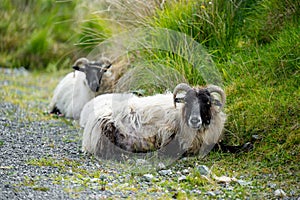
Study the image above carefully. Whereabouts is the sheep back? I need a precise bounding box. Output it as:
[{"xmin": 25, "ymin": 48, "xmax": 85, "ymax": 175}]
[
  {"xmin": 96, "ymin": 59, "xmax": 129, "ymax": 94},
  {"xmin": 82, "ymin": 91, "xmax": 226, "ymax": 158},
  {"xmin": 82, "ymin": 93, "xmax": 181, "ymax": 157},
  {"xmin": 49, "ymin": 71, "xmax": 96, "ymax": 119}
]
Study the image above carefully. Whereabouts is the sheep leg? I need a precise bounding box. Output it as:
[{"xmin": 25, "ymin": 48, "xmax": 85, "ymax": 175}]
[
  {"xmin": 49, "ymin": 106, "xmax": 63, "ymax": 116},
  {"xmin": 158, "ymin": 137, "xmax": 186, "ymax": 159},
  {"xmin": 213, "ymin": 141, "xmax": 253, "ymax": 153}
]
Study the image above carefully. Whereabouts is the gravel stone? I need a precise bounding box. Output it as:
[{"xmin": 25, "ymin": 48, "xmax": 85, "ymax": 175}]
[
  {"xmin": 274, "ymin": 189, "xmax": 286, "ymax": 197},
  {"xmin": 182, "ymin": 169, "xmax": 190, "ymax": 175},
  {"xmin": 142, "ymin": 174, "xmax": 154, "ymax": 182},
  {"xmin": 197, "ymin": 165, "xmax": 210, "ymax": 176},
  {"xmin": 267, "ymin": 182, "xmax": 277, "ymax": 189},
  {"xmin": 190, "ymin": 189, "xmax": 201, "ymax": 195},
  {"xmin": 206, "ymin": 191, "xmax": 216, "ymax": 196},
  {"xmin": 157, "ymin": 162, "xmax": 166, "ymax": 170},
  {"xmin": 178, "ymin": 175, "xmax": 187, "ymax": 182},
  {"xmin": 158, "ymin": 169, "xmax": 172, "ymax": 176},
  {"xmin": 237, "ymin": 179, "xmax": 252, "ymax": 186}
]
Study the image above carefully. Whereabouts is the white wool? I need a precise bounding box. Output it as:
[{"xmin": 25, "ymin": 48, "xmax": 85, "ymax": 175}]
[
  {"xmin": 49, "ymin": 71, "xmax": 97, "ymax": 120},
  {"xmin": 81, "ymin": 91, "xmax": 226, "ymax": 157}
]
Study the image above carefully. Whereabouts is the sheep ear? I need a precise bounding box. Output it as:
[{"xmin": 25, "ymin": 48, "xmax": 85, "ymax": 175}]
[
  {"xmin": 175, "ymin": 97, "xmax": 185, "ymax": 104},
  {"xmin": 211, "ymin": 98, "xmax": 222, "ymax": 107},
  {"xmin": 174, "ymin": 97, "xmax": 185, "ymax": 108},
  {"xmin": 211, "ymin": 97, "xmax": 223, "ymax": 113},
  {"xmin": 72, "ymin": 65, "xmax": 85, "ymax": 72}
]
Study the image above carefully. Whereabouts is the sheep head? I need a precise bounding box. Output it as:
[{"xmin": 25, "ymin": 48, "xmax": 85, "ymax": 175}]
[
  {"xmin": 173, "ymin": 83, "xmax": 225, "ymax": 130},
  {"xmin": 72, "ymin": 57, "xmax": 112, "ymax": 92}
]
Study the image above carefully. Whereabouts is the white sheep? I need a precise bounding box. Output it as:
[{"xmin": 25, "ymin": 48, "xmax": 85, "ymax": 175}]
[
  {"xmin": 81, "ymin": 83, "xmax": 227, "ymax": 158},
  {"xmin": 49, "ymin": 57, "xmax": 111, "ymax": 119}
]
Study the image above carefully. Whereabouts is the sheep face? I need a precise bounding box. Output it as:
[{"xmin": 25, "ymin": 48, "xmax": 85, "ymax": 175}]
[
  {"xmin": 72, "ymin": 58, "xmax": 111, "ymax": 93},
  {"xmin": 183, "ymin": 89, "xmax": 212, "ymax": 130},
  {"xmin": 173, "ymin": 83, "xmax": 221, "ymax": 130}
]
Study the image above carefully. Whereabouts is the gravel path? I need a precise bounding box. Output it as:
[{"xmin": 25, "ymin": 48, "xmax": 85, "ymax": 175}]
[{"xmin": 0, "ymin": 102, "xmax": 131, "ymax": 199}]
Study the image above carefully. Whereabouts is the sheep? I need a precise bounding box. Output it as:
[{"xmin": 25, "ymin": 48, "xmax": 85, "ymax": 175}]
[
  {"xmin": 96, "ymin": 58, "xmax": 129, "ymax": 94},
  {"xmin": 81, "ymin": 83, "xmax": 228, "ymax": 159},
  {"xmin": 49, "ymin": 57, "xmax": 112, "ymax": 120}
]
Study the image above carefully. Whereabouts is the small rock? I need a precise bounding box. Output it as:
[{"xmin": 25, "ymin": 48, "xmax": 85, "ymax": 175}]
[
  {"xmin": 136, "ymin": 159, "xmax": 148, "ymax": 166},
  {"xmin": 206, "ymin": 191, "xmax": 216, "ymax": 196},
  {"xmin": 267, "ymin": 183, "xmax": 277, "ymax": 189},
  {"xmin": 274, "ymin": 189, "xmax": 286, "ymax": 197},
  {"xmin": 251, "ymin": 134, "xmax": 261, "ymax": 141},
  {"xmin": 143, "ymin": 174, "xmax": 154, "ymax": 182},
  {"xmin": 90, "ymin": 178, "xmax": 99, "ymax": 182},
  {"xmin": 224, "ymin": 186, "xmax": 234, "ymax": 191},
  {"xmin": 182, "ymin": 169, "xmax": 189, "ymax": 175},
  {"xmin": 190, "ymin": 189, "xmax": 201, "ymax": 194},
  {"xmin": 157, "ymin": 162, "xmax": 166, "ymax": 170},
  {"xmin": 159, "ymin": 169, "xmax": 172, "ymax": 176},
  {"xmin": 178, "ymin": 175, "xmax": 186, "ymax": 182},
  {"xmin": 215, "ymin": 190, "xmax": 223, "ymax": 195},
  {"xmin": 197, "ymin": 165, "xmax": 210, "ymax": 176},
  {"xmin": 213, "ymin": 175, "xmax": 236, "ymax": 183},
  {"xmin": 237, "ymin": 179, "xmax": 251, "ymax": 186},
  {"xmin": 289, "ymin": 190, "xmax": 296, "ymax": 196}
]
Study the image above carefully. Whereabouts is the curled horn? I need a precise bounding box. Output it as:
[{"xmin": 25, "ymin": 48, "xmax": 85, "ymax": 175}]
[
  {"xmin": 73, "ymin": 57, "xmax": 89, "ymax": 67},
  {"xmin": 206, "ymin": 85, "xmax": 226, "ymax": 109},
  {"xmin": 89, "ymin": 57, "xmax": 112, "ymax": 72},
  {"xmin": 173, "ymin": 83, "xmax": 192, "ymax": 108},
  {"xmin": 72, "ymin": 58, "xmax": 89, "ymax": 77}
]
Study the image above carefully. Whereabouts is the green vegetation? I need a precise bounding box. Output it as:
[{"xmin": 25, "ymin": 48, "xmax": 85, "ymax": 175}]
[
  {"xmin": 0, "ymin": 0, "xmax": 111, "ymax": 71},
  {"xmin": 0, "ymin": 0, "xmax": 299, "ymax": 198}
]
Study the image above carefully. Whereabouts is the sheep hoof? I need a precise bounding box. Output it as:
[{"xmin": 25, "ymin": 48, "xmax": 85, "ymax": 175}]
[
  {"xmin": 213, "ymin": 141, "xmax": 254, "ymax": 153},
  {"xmin": 241, "ymin": 142, "xmax": 253, "ymax": 152}
]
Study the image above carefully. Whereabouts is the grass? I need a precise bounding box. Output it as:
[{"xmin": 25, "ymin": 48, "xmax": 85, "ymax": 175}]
[
  {"xmin": 0, "ymin": 0, "xmax": 113, "ymax": 70},
  {"xmin": 1, "ymin": 0, "xmax": 299, "ymax": 198}
]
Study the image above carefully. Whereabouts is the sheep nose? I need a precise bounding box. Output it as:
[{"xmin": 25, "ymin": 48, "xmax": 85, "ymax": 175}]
[
  {"xmin": 188, "ymin": 116, "xmax": 202, "ymax": 129},
  {"xmin": 190, "ymin": 117, "xmax": 201, "ymax": 124}
]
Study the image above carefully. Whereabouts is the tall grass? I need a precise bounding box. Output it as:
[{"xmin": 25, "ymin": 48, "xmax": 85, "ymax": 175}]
[
  {"xmin": 0, "ymin": 0, "xmax": 80, "ymax": 70},
  {"xmin": 147, "ymin": 0, "xmax": 252, "ymax": 56},
  {"xmin": 245, "ymin": 0, "xmax": 300, "ymax": 44},
  {"xmin": 0, "ymin": 0, "xmax": 114, "ymax": 70},
  {"xmin": 223, "ymin": 24, "xmax": 299, "ymax": 148},
  {"xmin": 75, "ymin": 14, "xmax": 112, "ymax": 53}
]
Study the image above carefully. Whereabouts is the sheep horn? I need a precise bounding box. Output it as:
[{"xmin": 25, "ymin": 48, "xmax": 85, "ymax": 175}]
[
  {"xmin": 206, "ymin": 85, "xmax": 226, "ymax": 109},
  {"xmin": 74, "ymin": 57, "xmax": 89, "ymax": 67},
  {"xmin": 90, "ymin": 57, "xmax": 112, "ymax": 71},
  {"xmin": 173, "ymin": 83, "xmax": 192, "ymax": 108}
]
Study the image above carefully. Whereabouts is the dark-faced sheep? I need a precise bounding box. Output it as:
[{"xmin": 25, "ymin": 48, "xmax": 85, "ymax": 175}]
[
  {"xmin": 49, "ymin": 57, "xmax": 111, "ymax": 119},
  {"xmin": 81, "ymin": 83, "xmax": 229, "ymax": 158}
]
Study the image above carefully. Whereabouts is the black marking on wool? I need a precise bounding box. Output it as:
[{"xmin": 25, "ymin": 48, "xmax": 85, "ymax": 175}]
[{"xmin": 49, "ymin": 106, "xmax": 62, "ymax": 115}]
